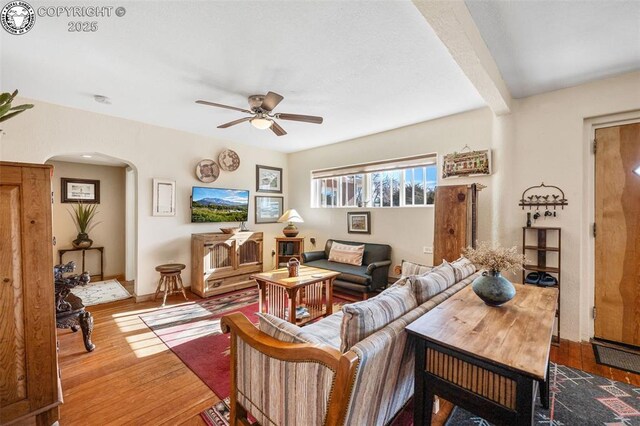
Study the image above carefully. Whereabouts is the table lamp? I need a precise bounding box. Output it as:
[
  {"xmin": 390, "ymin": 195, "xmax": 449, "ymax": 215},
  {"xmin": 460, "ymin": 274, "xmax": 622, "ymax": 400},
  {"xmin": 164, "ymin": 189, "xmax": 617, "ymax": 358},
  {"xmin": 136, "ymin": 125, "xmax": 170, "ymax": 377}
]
[{"xmin": 278, "ymin": 209, "xmax": 304, "ymax": 237}]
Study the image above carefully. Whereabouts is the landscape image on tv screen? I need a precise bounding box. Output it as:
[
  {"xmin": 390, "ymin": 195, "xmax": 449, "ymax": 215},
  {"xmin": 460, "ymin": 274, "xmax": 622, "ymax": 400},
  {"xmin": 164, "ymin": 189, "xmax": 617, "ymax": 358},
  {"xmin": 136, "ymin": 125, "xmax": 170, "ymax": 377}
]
[{"xmin": 191, "ymin": 187, "xmax": 249, "ymax": 223}]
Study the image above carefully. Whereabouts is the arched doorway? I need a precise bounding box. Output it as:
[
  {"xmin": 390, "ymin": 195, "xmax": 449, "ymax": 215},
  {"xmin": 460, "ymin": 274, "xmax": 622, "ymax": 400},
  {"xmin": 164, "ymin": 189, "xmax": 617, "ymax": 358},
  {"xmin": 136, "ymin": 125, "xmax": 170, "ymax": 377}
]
[{"xmin": 45, "ymin": 152, "xmax": 139, "ymax": 297}]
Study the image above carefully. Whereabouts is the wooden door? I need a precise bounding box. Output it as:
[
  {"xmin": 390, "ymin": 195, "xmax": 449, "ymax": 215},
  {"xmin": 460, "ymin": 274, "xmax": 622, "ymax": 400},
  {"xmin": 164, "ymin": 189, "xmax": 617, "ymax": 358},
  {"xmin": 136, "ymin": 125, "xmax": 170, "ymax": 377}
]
[
  {"xmin": 433, "ymin": 185, "xmax": 474, "ymax": 264},
  {"xmin": 0, "ymin": 163, "xmax": 59, "ymax": 424},
  {"xmin": 594, "ymin": 123, "xmax": 640, "ymax": 346}
]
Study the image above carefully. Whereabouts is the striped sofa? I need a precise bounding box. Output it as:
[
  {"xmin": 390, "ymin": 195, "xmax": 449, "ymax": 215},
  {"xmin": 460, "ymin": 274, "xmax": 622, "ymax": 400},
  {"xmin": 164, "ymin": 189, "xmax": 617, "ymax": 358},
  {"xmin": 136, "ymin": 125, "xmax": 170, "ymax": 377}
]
[{"xmin": 221, "ymin": 260, "xmax": 480, "ymax": 426}]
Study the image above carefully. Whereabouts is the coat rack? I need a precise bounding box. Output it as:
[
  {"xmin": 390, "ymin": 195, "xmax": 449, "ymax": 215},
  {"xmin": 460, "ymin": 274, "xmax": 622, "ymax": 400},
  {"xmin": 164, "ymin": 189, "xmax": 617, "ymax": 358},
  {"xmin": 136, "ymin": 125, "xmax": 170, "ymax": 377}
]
[{"xmin": 519, "ymin": 182, "xmax": 568, "ymax": 210}]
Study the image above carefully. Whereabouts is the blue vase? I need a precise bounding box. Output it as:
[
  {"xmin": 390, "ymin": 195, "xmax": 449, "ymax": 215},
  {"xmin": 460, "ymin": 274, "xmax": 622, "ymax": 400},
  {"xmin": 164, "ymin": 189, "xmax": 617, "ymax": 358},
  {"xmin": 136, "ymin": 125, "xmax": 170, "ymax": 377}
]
[{"xmin": 471, "ymin": 270, "xmax": 516, "ymax": 306}]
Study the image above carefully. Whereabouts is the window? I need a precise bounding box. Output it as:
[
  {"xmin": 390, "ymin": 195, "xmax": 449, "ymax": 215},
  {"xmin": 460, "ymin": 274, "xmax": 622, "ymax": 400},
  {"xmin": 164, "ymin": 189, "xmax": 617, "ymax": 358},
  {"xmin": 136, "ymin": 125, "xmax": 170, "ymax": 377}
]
[{"xmin": 311, "ymin": 154, "xmax": 437, "ymax": 208}]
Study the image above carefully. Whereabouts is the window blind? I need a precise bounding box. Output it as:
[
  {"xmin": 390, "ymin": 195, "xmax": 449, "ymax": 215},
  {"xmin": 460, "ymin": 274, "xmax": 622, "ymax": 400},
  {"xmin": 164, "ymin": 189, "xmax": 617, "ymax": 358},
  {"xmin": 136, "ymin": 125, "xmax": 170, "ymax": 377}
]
[{"xmin": 311, "ymin": 153, "xmax": 437, "ymax": 179}]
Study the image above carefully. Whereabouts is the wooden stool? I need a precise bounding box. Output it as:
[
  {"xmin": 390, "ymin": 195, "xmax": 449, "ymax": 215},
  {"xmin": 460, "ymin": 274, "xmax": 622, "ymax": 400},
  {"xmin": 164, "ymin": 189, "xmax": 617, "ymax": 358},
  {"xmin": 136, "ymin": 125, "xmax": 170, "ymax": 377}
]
[{"xmin": 154, "ymin": 263, "xmax": 188, "ymax": 306}]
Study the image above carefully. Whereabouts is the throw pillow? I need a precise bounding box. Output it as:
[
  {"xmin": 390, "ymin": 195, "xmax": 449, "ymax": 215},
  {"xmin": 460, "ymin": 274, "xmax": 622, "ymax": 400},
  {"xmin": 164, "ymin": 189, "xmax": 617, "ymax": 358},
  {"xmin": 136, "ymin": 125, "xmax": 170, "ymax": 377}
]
[
  {"xmin": 328, "ymin": 242, "xmax": 365, "ymax": 266},
  {"xmin": 451, "ymin": 256, "xmax": 477, "ymax": 281},
  {"xmin": 400, "ymin": 259, "xmax": 432, "ymax": 278},
  {"xmin": 410, "ymin": 261, "xmax": 457, "ymax": 304},
  {"xmin": 257, "ymin": 313, "xmax": 313, "ymax": 344},
  {"xmin": 340, "ymin": 283, "xmax": 417, "ymax": 352}
]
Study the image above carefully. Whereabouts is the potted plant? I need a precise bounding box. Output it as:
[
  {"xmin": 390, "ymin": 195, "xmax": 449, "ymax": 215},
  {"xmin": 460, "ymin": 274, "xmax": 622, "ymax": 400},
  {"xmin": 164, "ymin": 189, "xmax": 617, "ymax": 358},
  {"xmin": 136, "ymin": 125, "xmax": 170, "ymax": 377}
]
[
  {"xmin": 69, "ymin": 203, "xmax": 100, "ymax": 248},
  {"xmin": 463, "ymin": 241, "xmax": 526, "ymax": 306},
  {"xmin": 0, "ymin": 90, "xmax": 34, "ymax": 124}
]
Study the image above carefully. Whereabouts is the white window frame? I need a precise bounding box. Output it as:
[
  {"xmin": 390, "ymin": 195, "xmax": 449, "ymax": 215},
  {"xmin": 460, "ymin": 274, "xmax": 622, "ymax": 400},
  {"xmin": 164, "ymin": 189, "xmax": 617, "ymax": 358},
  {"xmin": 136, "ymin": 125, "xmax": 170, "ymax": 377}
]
[{"xmin": 311, "ymin": 155, "xmax": 437, "ymax": 209}]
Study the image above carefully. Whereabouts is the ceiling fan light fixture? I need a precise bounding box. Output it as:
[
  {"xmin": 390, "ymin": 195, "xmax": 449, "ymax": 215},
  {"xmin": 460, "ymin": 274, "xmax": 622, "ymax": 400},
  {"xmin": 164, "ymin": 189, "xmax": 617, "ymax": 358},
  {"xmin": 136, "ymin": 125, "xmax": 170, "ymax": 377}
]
[{"xmin": 250, "ymin": 117, "xmax": 273, "ymax": 130}]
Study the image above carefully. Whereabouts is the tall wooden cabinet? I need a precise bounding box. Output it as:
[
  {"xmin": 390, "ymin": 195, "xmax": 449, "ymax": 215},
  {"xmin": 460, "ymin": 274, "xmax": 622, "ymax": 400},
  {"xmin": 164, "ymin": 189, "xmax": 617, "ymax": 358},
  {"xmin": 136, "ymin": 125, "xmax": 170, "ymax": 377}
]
[
  {"xmin": 0, "ymin": 162, "xmax": 60, "ymax": 425},
  {"xmin": 191, "ymin": 232, "xmax": 263, "ymax": 297},
  {"xmin": 433, "ymin": 184, "xmax": 480, "ymax": 263}
]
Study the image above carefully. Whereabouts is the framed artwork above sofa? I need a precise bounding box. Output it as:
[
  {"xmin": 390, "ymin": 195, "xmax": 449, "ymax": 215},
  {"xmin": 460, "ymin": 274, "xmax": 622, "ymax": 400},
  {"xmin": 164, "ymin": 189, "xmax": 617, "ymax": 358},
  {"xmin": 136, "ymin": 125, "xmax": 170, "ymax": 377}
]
[{"xmin": 347, "ymin": 211, "xmax": 371, "ymax": 234}]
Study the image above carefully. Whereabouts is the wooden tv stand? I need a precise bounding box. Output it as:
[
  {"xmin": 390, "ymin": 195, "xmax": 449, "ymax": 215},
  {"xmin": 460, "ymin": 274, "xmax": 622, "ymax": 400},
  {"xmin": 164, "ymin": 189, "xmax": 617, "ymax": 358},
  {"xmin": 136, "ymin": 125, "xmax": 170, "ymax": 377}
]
[{"xmin": 191, "ymin": 232, "xmax": 263, "ymax": 297}]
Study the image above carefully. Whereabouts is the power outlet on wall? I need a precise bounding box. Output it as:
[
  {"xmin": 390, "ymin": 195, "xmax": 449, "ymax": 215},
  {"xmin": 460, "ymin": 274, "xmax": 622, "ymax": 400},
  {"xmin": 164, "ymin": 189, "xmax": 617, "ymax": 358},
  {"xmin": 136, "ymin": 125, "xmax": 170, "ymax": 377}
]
[{"xmin": 423, "ymin": 247, "xmax": 433, "ymax": 254}]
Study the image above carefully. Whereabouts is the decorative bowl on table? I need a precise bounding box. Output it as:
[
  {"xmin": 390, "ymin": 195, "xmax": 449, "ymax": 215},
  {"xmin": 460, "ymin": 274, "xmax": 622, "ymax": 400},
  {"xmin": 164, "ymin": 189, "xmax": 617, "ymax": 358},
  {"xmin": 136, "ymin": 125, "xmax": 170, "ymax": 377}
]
[{"xmin": 220, "ymin": 227, "xmax": 240, "ymax": 234}]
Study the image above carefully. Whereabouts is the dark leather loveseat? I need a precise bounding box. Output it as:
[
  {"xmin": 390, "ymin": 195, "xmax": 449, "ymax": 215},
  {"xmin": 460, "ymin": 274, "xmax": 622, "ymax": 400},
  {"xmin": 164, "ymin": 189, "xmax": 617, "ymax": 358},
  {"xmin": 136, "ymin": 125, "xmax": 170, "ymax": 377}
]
[{"xmin": 302, "ymin": 239, "xmax": 392, "ymax": 299}]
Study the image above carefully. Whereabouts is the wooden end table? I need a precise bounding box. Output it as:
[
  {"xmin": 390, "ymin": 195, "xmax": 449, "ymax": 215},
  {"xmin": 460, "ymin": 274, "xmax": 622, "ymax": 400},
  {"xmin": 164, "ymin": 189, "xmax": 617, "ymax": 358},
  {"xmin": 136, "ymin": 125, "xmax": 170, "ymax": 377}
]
[
  {"xmin": 252, "ymin": 266, "xmax": 340, "ymax": 325},
  {"xmin": 59, "ymin": 246, "xmax": 104, "ymax": 281},
  {"xmin": 406, "ymin": 284, "xmax": 558, "ymax": 426}
]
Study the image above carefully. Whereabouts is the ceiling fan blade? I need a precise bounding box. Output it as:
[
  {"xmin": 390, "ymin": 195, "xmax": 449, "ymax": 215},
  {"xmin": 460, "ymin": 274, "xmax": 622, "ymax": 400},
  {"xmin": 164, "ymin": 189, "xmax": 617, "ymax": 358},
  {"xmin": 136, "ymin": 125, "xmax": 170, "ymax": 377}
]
[
  {"xmin": 276, "ymin": 113, "xmax": 323, "ymax": 124},
  {"xmin": 270, "ymin": 120, "xmax": 287, "ymax": 136},
  {"xmin": 261, "ymin": 91, "xmax": 284, "ymax": 111},
  {"xmin": 217, "ymin": 116, "xmax": 252, "ymax": 128},
  {"xmin": 196, "ymin": 100, "xmax": 252, "ymax": 114}
]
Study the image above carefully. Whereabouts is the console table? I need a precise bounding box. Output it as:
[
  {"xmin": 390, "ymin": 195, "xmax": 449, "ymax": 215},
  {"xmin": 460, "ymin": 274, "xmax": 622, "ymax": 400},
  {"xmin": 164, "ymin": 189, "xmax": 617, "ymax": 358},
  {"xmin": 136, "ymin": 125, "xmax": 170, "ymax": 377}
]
[
  {"xmin": 407, "ymin": 284, "xmax": 558, "ymax": 426},
  {"xmin": 59, "ymin": 246, "xmax": 104, "ymax": 281}
]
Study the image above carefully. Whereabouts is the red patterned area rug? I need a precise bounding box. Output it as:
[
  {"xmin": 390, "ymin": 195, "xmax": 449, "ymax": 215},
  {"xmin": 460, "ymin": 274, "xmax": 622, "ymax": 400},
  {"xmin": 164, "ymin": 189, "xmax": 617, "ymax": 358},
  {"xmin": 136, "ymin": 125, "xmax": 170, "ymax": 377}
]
[
  {"xmin": 139, "ymin": 288, "xmax": 348, "ymax": 426},
  {"xmin": 139, "ymin": 289, "xmax": 260, "ymax": 400}
]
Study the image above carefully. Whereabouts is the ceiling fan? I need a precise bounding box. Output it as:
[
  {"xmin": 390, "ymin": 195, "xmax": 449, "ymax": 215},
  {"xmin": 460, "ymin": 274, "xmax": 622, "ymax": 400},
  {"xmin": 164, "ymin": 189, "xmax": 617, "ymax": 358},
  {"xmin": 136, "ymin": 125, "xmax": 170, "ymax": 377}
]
[{"xmin": 196, "ymin": 91, "xmax": 323, "ymax": 136}]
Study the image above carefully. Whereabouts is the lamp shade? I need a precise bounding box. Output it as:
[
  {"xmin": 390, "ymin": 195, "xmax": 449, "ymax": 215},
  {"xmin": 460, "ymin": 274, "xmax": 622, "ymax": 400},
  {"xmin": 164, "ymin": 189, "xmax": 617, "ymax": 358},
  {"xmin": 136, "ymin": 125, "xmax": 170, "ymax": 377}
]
[{"xmin": 278, "ymin": 209, "xmax": 304, "ymax": 223}]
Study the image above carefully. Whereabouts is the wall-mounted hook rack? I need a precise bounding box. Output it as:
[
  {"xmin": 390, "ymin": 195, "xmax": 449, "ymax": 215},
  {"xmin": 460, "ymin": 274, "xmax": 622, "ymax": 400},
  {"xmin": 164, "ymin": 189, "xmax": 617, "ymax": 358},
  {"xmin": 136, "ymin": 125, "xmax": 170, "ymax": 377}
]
[{"xmin": 519, "ymin": 182, "xmax": 568, "ymax": 210}]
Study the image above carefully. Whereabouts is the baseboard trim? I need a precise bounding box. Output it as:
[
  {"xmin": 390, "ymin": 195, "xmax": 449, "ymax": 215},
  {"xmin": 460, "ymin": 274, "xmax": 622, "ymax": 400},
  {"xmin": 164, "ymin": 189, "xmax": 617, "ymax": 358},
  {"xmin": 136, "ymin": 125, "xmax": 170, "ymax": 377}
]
[
  {"xmin": 134, "ymin": 286, "xmax": 192, "ymax": 303},
  {"xmin": 104, "ymin": 274, "xmax": 126, "ymax": 281},
  {"xmin": 134, "ymin": 293, "xmax": 155, "ymax": 303}
]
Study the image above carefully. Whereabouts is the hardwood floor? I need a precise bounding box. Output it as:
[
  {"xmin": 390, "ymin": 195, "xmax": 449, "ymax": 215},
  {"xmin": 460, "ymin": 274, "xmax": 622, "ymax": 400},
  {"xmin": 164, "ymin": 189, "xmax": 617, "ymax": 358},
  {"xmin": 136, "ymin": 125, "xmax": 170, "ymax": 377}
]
[
  {"xmin": 57, "ymin": 291, "xmax": 216, "ymax": 426},
  {"xmin": 56, "ymin": 293, "xmax": 640, "ymax": 426}
]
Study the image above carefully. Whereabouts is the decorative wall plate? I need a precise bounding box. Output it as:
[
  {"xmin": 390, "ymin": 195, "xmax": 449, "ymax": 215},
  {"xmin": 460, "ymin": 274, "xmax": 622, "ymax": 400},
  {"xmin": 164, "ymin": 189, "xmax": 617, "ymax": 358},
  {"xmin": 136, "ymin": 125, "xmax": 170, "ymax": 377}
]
[
  {"xmin": 195, "ymin": 159, "xmax": 220, "ymax": 183},
  {"xmin": 218, "ymin": 149, "xmax": 240, "ymax": 172}
]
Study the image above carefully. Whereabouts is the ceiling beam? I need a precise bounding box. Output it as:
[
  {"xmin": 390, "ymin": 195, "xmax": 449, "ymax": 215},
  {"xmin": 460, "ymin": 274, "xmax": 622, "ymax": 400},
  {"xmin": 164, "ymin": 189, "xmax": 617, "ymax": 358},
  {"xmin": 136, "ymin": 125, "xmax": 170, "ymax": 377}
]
[{"xmin": 412, "ymin": 0, "xmax": 512, "ymax": 115}]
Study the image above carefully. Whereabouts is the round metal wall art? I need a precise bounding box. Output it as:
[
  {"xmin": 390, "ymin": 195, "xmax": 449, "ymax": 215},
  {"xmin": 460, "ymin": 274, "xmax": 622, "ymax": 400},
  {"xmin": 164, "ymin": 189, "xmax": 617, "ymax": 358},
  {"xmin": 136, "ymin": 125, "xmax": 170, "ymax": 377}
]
[
  {"xmin": 195, "ymin": 159, "xmax": 220, "ymax": 183},
  {"xmin": 218, "ymin": 149, "xmax": 240, "ymax": 172}
]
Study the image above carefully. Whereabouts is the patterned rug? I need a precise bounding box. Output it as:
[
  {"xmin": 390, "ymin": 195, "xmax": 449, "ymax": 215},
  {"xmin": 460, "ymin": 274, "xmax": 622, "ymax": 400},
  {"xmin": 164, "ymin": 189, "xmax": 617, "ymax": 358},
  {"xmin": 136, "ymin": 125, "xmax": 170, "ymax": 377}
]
[
  {"xmin": 139, "ymin": 288, "xmax": 348, "ymax": 426},
  {"xmin": 139, "ymin": 289, "xmax": 260, "ymax": 399},
  {"xmin": 446, "ymin": 362, "xmax": 640, "ymax": 425},
  {"xmin": 70, "ymin": 279, "xmax": 132, "ymax": 306}
]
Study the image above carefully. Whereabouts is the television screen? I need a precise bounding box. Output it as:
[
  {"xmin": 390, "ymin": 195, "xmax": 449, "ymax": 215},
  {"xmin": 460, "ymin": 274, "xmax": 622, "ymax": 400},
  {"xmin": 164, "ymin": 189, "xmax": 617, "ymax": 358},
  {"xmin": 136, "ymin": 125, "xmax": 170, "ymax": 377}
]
[{"xmin": 191, "ymin": 187, "xmax": 249, "ymax": 223}]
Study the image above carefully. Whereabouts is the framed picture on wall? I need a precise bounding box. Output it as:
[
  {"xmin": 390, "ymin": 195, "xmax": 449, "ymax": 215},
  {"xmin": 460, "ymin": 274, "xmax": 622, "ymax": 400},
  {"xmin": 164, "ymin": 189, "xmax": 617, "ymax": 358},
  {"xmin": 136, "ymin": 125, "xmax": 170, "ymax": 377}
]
[
  {"xmin": 255, "ymin": 196, "xmax": 283, "ymax": 224},
  {"xmin": 441, "ymin": 149, "xmax": 492, "ymax": 178},
  {"xmin": 152, "ymin": 178, "xmax": 176, "ymax": 216},
  {"xmin": 347, "ymin": 211, "xmax": 371, "ymax": 234},
  {"xmin": 256, "ymin": 165, "xmax": 283, "ymax": 193},
  {"xmin": 61, "ymin": 178, "xmax": 100, "ymax": 203}
]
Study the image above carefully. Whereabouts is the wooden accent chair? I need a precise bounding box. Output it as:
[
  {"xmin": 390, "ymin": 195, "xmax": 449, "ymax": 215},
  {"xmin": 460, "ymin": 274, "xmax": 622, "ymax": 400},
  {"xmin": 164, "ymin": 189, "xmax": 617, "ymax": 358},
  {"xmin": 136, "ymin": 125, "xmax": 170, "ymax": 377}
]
[{"xmin": 221, "ymin": 313, "xmax": 359, "ymax": 426}]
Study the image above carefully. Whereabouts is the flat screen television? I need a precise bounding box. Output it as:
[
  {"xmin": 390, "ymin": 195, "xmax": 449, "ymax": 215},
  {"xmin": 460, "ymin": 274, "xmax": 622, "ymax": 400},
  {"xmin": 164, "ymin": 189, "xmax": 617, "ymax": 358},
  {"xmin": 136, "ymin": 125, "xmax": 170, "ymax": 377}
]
[{"xmin": 191, "ymin": 187, "xmax": 249, "ymax": 223}]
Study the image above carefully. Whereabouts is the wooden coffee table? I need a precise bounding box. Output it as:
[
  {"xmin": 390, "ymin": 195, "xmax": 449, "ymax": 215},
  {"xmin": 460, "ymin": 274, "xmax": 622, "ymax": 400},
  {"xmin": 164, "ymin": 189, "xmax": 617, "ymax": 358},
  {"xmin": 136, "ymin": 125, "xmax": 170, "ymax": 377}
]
[
  {"xmin": 406, "ymin": 284, "xmax": 558, "ymax": 426},
  {"xmin": 252, "ymin": 266, "xmax": 340, "ymax": 325}
]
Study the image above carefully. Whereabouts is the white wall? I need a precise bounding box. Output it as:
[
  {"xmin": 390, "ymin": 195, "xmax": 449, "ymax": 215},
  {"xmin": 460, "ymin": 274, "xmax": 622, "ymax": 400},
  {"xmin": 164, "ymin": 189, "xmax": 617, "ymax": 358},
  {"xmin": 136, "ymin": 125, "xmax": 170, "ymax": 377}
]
[
  {"xmin": 288, "ymin": 107, "xmax": 497, "ymax": 271},
  {"xmin": 0, "ymin": 99, "xmax": 288, "ymax": 297},
  {"xmin": 47, "ymin": 160, "xmax": 126, "ymax": 278}
]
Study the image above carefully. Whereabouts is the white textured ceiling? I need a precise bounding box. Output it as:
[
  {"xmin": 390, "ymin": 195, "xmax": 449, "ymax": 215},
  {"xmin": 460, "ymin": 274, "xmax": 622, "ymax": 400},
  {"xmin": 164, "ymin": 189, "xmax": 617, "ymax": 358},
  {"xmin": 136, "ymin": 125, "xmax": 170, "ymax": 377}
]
[
  {"xmin": 1, "ymin": 1, "xmax": 485, "ymax": 153},
  {"xmin": 465, "ymin": 0, "xmax": 640, "ymax": 99}
]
